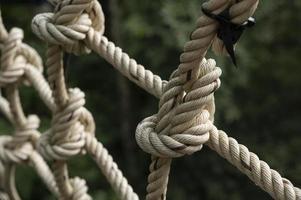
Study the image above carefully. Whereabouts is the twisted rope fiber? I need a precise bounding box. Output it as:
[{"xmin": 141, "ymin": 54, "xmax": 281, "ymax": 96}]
[
  {"xmin": 32, "ymin": 0, "xmax": 139, "ymax": 199},
  {"xmin": 0, "ymin": 13, "xmax": 59, "ymax": 199},
  {"xmin": 32, "ymin": 0, "xmax": 106, "ymax": 197},
  {"xmin": 134, "ymin": 0, "xmax": 261, "ymax": 199},
  {"xmin": 32, "ymin": 1, "xmax": 166, "ymax": 98},
  {"xmin": 0, "ymin": 0, "xmax": 299, "ymax": 200},
  {"xmin": 30, "ymin": 0, "xmax": 300, "ymax": 199},
  {"xmin": 84, "ymin": 6, "xmax": 301, "ymax": 198}
]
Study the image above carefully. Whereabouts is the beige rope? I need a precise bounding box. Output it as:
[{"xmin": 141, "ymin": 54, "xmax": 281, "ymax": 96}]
[
  {"xmin": 134, "ymin": 0, "xmax": 259, "ymax": 198},
  {"xmin": 208, "ymin": 128, "xmax": 301, "ymax": 200},
  {"xmin": 31, "ymin": 1, "xmax": 139, "ymax": 199},
  {"xmin": 0, "ymin": 13, "xmax": 59, "ymax": 200},
  {"xmin": 85, "ymin": 33, "xmax": 167, "ymax": 98},
  {"xmin": 32, "ymin": 0, "xmax": 95, "ymax": 196},
  {"xmin": 86, "ymin": 134, "xmax": 139, "ymax": 200},
  {"xmin": 31, "ymin": 0, "xmax": 301, "ymax": 199},
  {"xmin": 0, "ymin": 191, "xmax": 9, "ymax": 200},
  {"xmin": 0, "ymin": 10, "xmax": 8, "ymax": 48},
  {"xmin": 136, "ymin": 58, "xmax": 221, "ymax": 200},
  {"xmin": 0, "ymin": 93, "xmax": 13, "ymax": 124},
  {"xmin": 32, "ymin": 5, "xmax": 166, "ymax": 99},
  {"xmin": 0, "ymin": 0, "xmax": 300, "ymax": 199}
]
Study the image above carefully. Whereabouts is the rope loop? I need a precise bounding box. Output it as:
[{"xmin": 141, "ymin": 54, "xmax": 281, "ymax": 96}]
[
  {"xmin": 0, "ymin": 135, "xmax": 34, "ymax": 164},
  {"xmin": 0, "ymin": 28, "xmax": 43, "ymax": 87},
  {"xmin": 37, "ymin": 88, "xmax": 94, "ymax": 160},
  {"xmin": 0, "ymin": 114, "xmax": 41, "ymax": 164},
  {"xmin": 31, "ymin": 0, "xmax": 105, "ymax": 55},
  {"xmin": 69, "ymin": 177, "xmax": 92, "ymax": 200},
  {"xmin": 8, "ymin": 114, "xmax": 41, "ymax": 147},
  {"xmin": 136, "ymin": 59, "xmax": 222, "ymax": 158}
]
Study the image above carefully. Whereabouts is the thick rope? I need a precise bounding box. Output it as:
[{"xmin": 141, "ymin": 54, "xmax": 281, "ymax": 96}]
[
  {"xmin": 85, "ymin": 33, "xmax": 166, "ymax": 98},
  {"xmin": 0, "ymin": 93, "xmax": 13, "ymax": 124},
  {"xmin": 31, "ymin": 1, "xmax": 139, "ymax": 199},
  {"xmin": 0, "ymin": 0, "xmax": 299, "ymax": 200},
  {"xmin": 134, "ymin": 0, "xmax": 260, "ymax": 199},
  {"xmin": 136, "ymin": 58, "xmax": 221, "ymax": 200},
  {"xmin": 31, "ymin": 0, "xmax": 301, "ymax": 199},
  {"xmin": 208, "ymin": 128, "xmax": 301, "ymax": 200},
  {"xmin": 0, "ymin": 13, "xmax": 59, "ymax": 200},
  {"xmin": 86, "ymin": 134, "xmax": 139, "ymax": 200}
]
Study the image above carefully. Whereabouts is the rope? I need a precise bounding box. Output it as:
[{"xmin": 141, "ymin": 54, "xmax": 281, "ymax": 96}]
[
  {"xmin": 135, "ymin": 0, "xmax": 260, "ymax": 199},
  {"xmin": 32, "ymin": 1, "xmax": 139, "ymax": 199},
  {"xmin": 0, "ymin": 11, "xmax": 59, "ymax": 200},
  {"xmin": 0, "ymin": 0, "xmax": 300, "ymax": 200}
]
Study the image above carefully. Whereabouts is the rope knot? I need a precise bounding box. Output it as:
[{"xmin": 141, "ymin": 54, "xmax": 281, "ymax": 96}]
[
  {"xmin": 0, "ymin": 115, "xmax": 40, "ymax": 164},
  {"xmin": 37, "ymin": 88, "xmax": 94, "ymax": 160},
  {"xmin": 32, "ymin": 0, "xmax": 105, "ymax": 55},
  {"xmin": 0, "ymin": 27, "xmax": 43, "ymax": 87},
  {"xmin": 10, "ymin": 115, "xmax": 41, "ymax": 147},
  {"xmin": 136, "ymin": 59, "xmax": 221, "ymax": 158},
  {"xmin": 0, "ymin": 135, "xmax": 34, "ymax": 164},
  {"xmin": 69, "ymin": 177, "xmax": 92, "ymax": 200}
]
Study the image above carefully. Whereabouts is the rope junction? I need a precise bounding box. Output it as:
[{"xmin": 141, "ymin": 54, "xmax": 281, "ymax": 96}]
[{"xmin": 0, "ymin": 0, "xmax": 300, "ymax": 200}]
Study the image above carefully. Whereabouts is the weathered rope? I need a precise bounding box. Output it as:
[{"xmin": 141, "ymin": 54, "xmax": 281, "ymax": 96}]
[
  {"xmin": 208, "ymin": 128, "xmax": 301, "ymax": 200},
  {"xmin": 0, "ymin": 0, "xmax": 300, "ymax": 199},
  {"xmin": 134, "ymin": 0, "xmax": 260, "ymax": 199},
  {"xmin": 32, "ymin": 0, "xmax": 139, "ymax": 199},
  {"xmin": 31, "ymin": 0, "xmax": 301, "ymax": 199},
  {"xmin": 0, "ymin": 12, "xmax": 59, "ymax": 200}
]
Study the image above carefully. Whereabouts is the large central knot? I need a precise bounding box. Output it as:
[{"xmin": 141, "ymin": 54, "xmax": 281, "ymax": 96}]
[
  {"xmin": 0, "ymin": 28, "xmax": 42, "ymax": 87},
  {"xmin": 37, "ymin": 88, "xmax": 95, "ymax": 160},
  {"xmin": 136, "ymin": 59, "xmax": 221, "ymax": 158},
  {"xmin": 32, "ymin": 0, "xmax": 105, "ymax": 55}
]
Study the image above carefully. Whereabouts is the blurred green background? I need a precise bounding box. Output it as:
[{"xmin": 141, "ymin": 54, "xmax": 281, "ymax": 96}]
[{"xmin": 0, "ymin": 0, "xmax": 301, "ymax": 199}]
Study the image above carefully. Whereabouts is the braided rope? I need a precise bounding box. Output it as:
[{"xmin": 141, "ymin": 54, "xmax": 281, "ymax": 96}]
[
  {"xmin": 85, "ymin": 32, "xmax": 167, "ymax": 98},
  {"xmin": 208, "ymin": 128, "xmax": 301, "ymax": 199},
  {"xmin": 0, "ymin": 0, "xmax": 300, "ymax": 200},
  {"xmin": 134, "ymin": 0, "xmax": 260, "ymax": 199},
  {"xmin": 0, "ymin": 12, "xmax": 59, "ymax": 200},
  {"xmin": 32, "ymin": 1, "xmax": 140, "ymax": 199}
]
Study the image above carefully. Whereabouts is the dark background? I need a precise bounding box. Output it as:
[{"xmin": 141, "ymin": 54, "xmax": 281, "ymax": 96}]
[{"xmin": 0, "ymin": 0, "xmax": 301, "ymax": 199}]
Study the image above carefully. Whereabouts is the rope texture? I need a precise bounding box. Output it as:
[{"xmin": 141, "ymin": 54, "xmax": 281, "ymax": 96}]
[
  {"xmin": 135, "ymin": 0, "xmax": 261, "ymax": 199},
  {"xmin": 0, "ymin": 0, "xmax": 300, "ymax": 200},
  {"xmin": 0, "ymin": 11, "xmax": 59, "ymax": 199}
]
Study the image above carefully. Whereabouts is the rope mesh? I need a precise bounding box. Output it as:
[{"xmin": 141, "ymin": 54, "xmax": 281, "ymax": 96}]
[{"xmin": 0, "ymin": 0, "xmax": 300, "ymax": 200}]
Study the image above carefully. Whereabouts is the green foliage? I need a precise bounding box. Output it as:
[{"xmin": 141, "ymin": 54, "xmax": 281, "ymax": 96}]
[{"xmin": 0, "ymin": 0, "xmax": 301, "ymax": 199}]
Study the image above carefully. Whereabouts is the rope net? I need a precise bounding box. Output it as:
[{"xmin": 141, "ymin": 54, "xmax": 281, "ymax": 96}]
[{"xmin": 0, "ymin": 0, "xmax": 300, "ymax": 199}]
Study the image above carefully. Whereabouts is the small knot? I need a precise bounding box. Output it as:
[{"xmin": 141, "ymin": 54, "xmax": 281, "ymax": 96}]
[
  {"xmin": 37, "ymin": 88, "xmax": 91, "ymax": 160},
  {"xmin": 23, "ymin": 114, "xmax": 40, "ymax": 130},
  {"xmin": 136, "ymin": 59, "xmax": 221, "ymax": 158},
  {"xmin": 0, "ymin": 28, "xmax": 43, "ymax": 87},
  {"xmin": 0, "ymin": 191, "xmax": 9, "ymax": 200},
  {"xmin": 0, "ymin": 135, "xmax": 34, "ymax": 164},
  {"xmin": 11, "ymin": 115, "xmax": 41, "ymax": 146},
  {"xmin": 69, "ymin": 177, "xmax": 92, "ymax": 200},
  {"xmin": 32, "ymin": 0, "xmax": 105, "ymax": 55}
]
